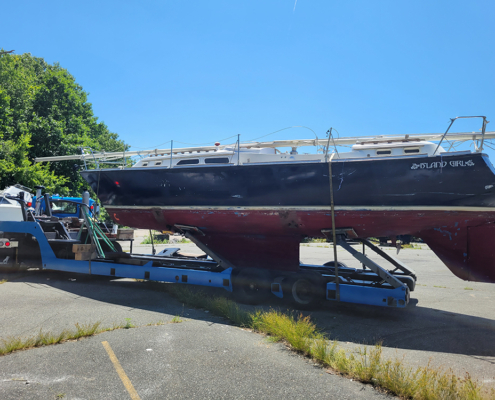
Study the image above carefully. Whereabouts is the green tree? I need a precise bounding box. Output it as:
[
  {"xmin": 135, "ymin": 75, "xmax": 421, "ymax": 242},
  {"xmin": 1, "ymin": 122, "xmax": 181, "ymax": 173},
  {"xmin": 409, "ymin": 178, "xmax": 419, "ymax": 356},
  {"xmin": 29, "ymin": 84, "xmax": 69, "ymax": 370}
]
[{"xmin": 0, "ymin": 51, "xmax": 127, "ymax": 194}]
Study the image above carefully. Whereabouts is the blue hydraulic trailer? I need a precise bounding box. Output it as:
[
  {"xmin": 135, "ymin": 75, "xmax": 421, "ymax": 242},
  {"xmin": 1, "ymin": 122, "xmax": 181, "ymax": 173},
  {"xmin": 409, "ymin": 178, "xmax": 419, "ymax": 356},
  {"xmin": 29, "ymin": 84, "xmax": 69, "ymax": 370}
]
[
  {"xmin": 0, "ymin": 194, "xmax": 415, "ymax": 309},
  {"xmin": 0, "ymin": 220, "xmax": 233, "ymax": 291}
]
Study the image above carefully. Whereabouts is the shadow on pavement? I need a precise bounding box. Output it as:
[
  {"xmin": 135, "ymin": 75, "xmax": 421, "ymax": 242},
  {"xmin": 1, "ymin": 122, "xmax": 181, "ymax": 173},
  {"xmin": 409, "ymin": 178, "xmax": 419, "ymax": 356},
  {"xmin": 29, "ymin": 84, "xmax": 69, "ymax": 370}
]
[{"xmin": 2, "ymin": 269, "xmax": 494, "ymax": 358}]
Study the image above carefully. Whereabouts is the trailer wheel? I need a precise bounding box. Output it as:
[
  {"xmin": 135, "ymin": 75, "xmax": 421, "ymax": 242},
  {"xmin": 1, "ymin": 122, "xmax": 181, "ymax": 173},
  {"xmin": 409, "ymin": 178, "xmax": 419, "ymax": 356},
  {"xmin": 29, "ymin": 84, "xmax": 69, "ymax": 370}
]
[
  {"xmin": 397, "ymin": 275, "xmax": 416, "ymax": 292},
  {"xmin": 288, "ymin": 273, "xmax": 324, "ymax": 310},
  {"xmin": 233, "ymin": 268, "xmax": 271, "ymax": 305}
]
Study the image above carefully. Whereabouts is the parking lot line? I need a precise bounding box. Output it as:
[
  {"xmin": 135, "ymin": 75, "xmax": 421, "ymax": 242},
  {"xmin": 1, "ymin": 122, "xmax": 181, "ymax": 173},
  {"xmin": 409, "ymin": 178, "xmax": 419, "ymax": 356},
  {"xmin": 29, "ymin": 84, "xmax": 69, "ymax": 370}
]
[{"xmin": 102, "ymin": 340, "xmax": 141, "ymax": 400}]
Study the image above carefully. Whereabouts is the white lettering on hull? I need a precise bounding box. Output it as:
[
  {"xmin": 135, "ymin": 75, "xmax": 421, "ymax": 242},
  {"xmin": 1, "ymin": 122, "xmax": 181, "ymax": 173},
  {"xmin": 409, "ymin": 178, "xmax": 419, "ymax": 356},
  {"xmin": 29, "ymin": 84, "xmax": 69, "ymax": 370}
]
[{"xmin": 411, "ymin": 160, "xmax": 474, "ymax": 169}]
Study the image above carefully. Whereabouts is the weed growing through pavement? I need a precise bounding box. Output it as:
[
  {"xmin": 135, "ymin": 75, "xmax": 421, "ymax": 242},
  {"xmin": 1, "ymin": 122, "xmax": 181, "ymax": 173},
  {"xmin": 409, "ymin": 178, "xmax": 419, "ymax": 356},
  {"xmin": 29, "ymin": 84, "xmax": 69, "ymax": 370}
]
[
  {"xmin": 124, "ymin": 318, "xmax": 135, "ymax": 329},
  {"xmin": 0, "ymin": 279, "xmax": 7, "ymax": 284},
  {"xmin": 0, "ymin": 317, "xmax": 173, "ymax": 357},
  {"xmin": 464, "ymin": 287, "xmax": 474, "ymax": 290},
  {"xmin": 0, "ymin": 319, "xmax": 168, "ymax": 357},
  {"xmin": 170, "ymin": 315, "xmax": 182, "ymax": 323},
  {"xmin": 146, "ymin": 320, "xmax": 165, "ymax": 326},
  {"xmin": 0, "ymin": 322, "xmax": 101, "ymax": 356},
  {"xmin": 161, "ymin": 285, "xmax": 488, "ymax": 400}
]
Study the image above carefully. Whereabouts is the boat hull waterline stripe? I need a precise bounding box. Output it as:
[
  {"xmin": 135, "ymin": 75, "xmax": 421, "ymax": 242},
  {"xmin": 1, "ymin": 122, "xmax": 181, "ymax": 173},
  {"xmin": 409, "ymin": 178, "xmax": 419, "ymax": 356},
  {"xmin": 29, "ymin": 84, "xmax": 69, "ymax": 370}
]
[{"xmin": 106, "ymin": 205, "xmax": 495, "ymax": 213}]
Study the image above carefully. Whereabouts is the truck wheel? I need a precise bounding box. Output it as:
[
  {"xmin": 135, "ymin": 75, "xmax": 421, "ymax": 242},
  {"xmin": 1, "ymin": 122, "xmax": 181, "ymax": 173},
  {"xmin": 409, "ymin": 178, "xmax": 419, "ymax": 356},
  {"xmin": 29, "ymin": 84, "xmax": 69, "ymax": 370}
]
[
  {"xmin": 288, "ymin": 272, "xmax": 324, "ymax": 310},
  {"xmin": 233, "ymin": 268, "xmax": 271, "ymax": 305}
]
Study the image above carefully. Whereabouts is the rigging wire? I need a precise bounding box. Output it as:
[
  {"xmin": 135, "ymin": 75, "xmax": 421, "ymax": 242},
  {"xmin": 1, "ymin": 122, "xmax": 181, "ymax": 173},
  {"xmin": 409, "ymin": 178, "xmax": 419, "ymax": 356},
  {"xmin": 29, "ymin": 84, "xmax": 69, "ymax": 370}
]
[
  {"xmin": 129, "ymin": 133, "xmax": 242, "ymax": 150},
  {"xmin": 129, "ymin": 140, "xmax": 171, "ymax": 150},
  {"xmin": 483, "ymin": 142, "xmax": 495, "ymax": 152},
  {"xmin": 127, "ymin": 126, "xmax": 322, "ymax": 151},
  {"xmin": 174, "ymin": 134, "xmax": 239, "ymax": 146}
]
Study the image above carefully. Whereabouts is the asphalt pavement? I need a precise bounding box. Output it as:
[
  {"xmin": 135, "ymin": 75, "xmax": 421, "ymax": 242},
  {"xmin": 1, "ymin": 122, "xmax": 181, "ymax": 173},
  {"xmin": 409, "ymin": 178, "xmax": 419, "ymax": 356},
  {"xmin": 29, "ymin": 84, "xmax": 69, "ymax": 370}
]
[{"xmin": 0, "ymin": 231, "xmax": 494, "ymax": 399}]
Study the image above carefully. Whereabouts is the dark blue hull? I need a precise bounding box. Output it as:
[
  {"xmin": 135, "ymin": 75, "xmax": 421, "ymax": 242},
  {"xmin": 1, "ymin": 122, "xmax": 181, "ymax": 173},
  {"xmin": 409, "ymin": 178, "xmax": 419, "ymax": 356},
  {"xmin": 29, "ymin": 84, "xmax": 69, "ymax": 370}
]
[{"xmin": 81, "ymin": 152, "xmax": 495, "ymax": 209}]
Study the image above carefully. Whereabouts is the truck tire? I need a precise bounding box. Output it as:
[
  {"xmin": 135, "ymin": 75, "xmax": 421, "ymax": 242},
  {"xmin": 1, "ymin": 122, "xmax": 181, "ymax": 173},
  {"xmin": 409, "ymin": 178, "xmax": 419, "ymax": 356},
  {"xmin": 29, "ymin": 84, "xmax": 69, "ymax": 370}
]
[{"xmin": 233, "ymin": 268, "xmax": 271, "ymax": 305}]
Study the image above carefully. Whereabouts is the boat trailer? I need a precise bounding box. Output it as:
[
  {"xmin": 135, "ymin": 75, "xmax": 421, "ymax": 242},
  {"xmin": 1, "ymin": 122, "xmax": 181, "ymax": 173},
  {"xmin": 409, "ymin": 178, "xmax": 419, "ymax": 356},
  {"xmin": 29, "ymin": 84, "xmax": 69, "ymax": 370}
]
[
  {"xmin": 0, "ymin": 196, "xmax": 415, "ymax": 309},
  {"xmin": 0, "ymin": 226, "xmax": 414, "ymax": 309}
]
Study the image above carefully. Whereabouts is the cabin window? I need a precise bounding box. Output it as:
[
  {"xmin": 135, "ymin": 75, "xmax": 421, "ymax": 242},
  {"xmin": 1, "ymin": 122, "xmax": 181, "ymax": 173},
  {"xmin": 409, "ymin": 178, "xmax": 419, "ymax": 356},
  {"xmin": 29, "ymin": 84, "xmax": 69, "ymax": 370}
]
[
  {"xmin": 176, "ymin": 159, "xmax": 199, "ymax": 165},
  {"xmin": 51, "ymin": 201, "xmax": 78, "ymax": 215},
  {"xmin": 205, "ymin": 157, "xmax": 229, "ymax": 164},
  {"xmin": 404, "ymin": 148, "xmax": 420, "ymax": 154},
  {"xmin": 154, "ymin": 161, "xmax": 162, "ymax": 166},
  {"xmin": 376, "ymin": 150, "xmax": 391, "ymax": 155},
  {"xmin": 142, "ymin": 163, "xmax": 148, "ymax": 167}
]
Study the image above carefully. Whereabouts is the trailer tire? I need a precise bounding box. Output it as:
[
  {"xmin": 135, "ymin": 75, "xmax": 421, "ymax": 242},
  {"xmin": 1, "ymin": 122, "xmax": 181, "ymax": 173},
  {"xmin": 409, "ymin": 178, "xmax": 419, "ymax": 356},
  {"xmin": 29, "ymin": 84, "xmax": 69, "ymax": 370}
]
[
  {"xmin": 233, "ymin": 268, "xmax": 271, "ymax": 305},
  {"xmin": 397, "ymin": 275, "xmax": 416, "ymax": 292},
  {"xmin": 288, "ymin": 272, "xmax": 324, "ymax": 310}
]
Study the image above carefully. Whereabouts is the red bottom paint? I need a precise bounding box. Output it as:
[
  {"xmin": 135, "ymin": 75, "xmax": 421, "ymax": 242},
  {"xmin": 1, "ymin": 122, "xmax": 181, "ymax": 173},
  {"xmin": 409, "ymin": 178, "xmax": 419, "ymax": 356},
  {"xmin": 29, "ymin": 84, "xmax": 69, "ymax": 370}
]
[{"xmin": 107, "ymin": 207, "xmax": 495, "ymax": 283}]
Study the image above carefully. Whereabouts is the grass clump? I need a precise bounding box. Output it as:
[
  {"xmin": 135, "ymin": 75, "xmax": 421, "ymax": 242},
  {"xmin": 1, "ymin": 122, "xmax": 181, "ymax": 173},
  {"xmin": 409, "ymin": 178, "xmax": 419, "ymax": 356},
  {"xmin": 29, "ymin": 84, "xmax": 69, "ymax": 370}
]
[
  {"xmin": 123, "ymin": 318, "xmax": 135, "ymax": 329},
  {"xmin": 0, "ymin": 322, "xmax": 102, "ymax": 356},
  {"xmin": 0, "ymin": 279, "xmax": 7, "ymax": 284},
  {"xmin": 73, "ymin": 322, "xmax": 101, "ymax": 338},
  {"xmin": 141, "ymin": 233, "xmax": 169, "ymax": 245},
  {"xmin": 251, "ymin": 310, "xmax": 323, "ymax": 353}
]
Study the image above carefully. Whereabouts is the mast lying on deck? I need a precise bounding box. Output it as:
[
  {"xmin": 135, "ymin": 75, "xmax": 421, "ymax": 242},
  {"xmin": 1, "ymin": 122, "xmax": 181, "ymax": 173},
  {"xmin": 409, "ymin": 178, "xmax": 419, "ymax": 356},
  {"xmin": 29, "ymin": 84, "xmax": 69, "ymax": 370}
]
[{"xmin": 35, "ymin": 130, "xmax": 495, "ymax": 163}]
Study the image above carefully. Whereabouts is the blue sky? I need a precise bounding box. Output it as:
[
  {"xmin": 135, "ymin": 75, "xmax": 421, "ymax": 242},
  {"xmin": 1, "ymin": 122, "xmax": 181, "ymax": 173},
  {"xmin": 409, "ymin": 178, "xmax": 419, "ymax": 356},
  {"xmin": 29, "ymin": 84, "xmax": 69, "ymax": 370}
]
[{"xmin": 2, "ymin": 0, "xmax": 494, "ymax": 154}]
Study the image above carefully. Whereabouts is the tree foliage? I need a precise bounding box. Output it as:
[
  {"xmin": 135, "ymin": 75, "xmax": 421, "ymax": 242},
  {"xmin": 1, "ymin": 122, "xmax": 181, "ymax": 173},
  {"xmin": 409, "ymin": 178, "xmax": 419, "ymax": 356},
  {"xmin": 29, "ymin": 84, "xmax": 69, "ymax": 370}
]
[{"xmin": 0, "ymin": 51, "xmax": 127, "ymax": 194}]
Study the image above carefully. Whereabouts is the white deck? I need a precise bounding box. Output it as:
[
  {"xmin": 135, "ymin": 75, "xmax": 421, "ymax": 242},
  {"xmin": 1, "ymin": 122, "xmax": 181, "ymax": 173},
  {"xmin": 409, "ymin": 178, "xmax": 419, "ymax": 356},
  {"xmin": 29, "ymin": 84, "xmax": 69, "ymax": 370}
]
[{"xmin": 34, "ymin": 130, "xmax": 494, "ymax": 169}]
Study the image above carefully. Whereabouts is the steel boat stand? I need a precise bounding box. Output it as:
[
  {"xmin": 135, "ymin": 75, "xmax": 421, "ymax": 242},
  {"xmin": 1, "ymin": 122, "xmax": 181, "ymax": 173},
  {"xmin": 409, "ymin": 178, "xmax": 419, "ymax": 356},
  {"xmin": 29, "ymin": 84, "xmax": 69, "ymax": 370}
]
[
  {"xmin": 176, "ymin": 224, "xmax": 415, "ymax": 309},
  {"xmin": 321, "ymin": 228, "xmax": 415, "ymax": 308}
]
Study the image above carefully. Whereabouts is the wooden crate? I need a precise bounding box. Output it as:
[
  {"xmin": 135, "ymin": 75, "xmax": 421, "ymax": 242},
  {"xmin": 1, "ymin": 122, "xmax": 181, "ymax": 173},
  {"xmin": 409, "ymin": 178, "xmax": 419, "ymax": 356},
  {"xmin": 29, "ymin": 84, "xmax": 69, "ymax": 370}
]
[
  {"xmin": 75, "ymin": 251, "xmax": 97, "ymax": 261},
  {"xmin": 72, "ymin": 244, "xmax": 93, "ymax": 253},
  {"xmin": 116, "ymin": 229, "xmax": 134, "ymax": 239},
  {"xmin": 72, "ymin": 244, "xmax": 97, "ymax": 260}
]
